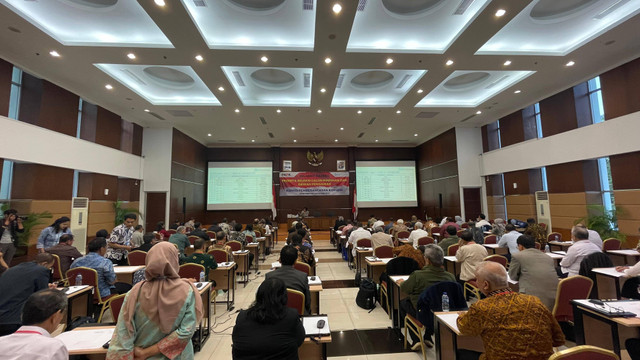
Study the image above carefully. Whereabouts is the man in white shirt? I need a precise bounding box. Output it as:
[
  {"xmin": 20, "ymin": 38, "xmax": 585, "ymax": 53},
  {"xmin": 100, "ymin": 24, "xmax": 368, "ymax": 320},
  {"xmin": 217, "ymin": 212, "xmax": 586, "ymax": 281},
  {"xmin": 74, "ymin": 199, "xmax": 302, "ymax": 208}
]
[
  {"xmin": 370, "ymin": 226, "xmax": 393, "ymax": 249},
  {"xmin": 497, "ymin": 224, "xmax": 521, "ymax": 260},
  {"xmin": 372, "ymin": 219, "xmax": 385, "ymax": 229},
  {"xmin": 0, "ymin": 288, "xmax": 68, "ymax": 360},
  {"xmin": 574, "ymin": 224, "xmax": 603, "ymax": 248},
  {"xmin": 348, "ymin": 223, "xmax": 372, "ymax": 257},
  {"xmin": 475, "ymin": 214, "xmax": 491, "ymax": 230},
  {"xmin": 560, "ymin": 226, "xmax": 601, "ymax": 277},
  {"xmin": 408, "ymin": 222, "xmax": 430, "ymax": 248}
]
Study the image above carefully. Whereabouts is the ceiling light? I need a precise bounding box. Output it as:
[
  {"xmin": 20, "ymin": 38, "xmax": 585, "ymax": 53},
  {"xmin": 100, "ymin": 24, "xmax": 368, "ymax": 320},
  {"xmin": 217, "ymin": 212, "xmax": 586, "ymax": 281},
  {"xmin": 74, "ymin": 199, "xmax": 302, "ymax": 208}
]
[
  {"xmin": 277, "ymin": 109, "xmax": 281, "ymax": 113},
  {"xmin": 396, "ymin": 110, "xmax": 401, "ymax": 114},
  {"xmin": 251, "ymin": 139, "xmax": 255, "ymax": 143},
  {"xmin": 514, "ymin": 90, "xmax": 521, "ymax": 94},
  {"xmin": 417, "ymin": 89, "xmax": 423, "ymax": 94},
  {"xmin": 195, "ymin": 55, "xmax": 203, "ymax": 61},
  {"xmin": 320, "ymin": 88, "xmax": 326, "ymax": 93},
  {"xmin": 144, "ymin": 109, "xmax": 150, "ymax": 112},
  {"xmin": 154, "ymin": 0, "xmax": 165, "ymax": 6},
  {"xmin": 414, "ymin": 133, "xmax": 418, "ymax": 137},
  {"xmin": 445, "ymin": 59, "xmax": 454, "ymax": 66},
  {"xmin": 293, "ymin": 139, "xmax": 297, "ymax": 143},
  {"xmin": 386, "ymin": 58, "xmax": 394, "ymax": 64},
  {"xmin": 218, "ymin": 86, "xmax": 224, "ymax": 91},
  {"xmin": 235, "ymin": 109, "xmax": 240, "ymax": 113},
  {"xmin": 340, "ymin": 127, "xmax": 344, "ymax": 130},
  {"xmin": 387, "ymin": 127, "xmax": 392, "ymax": 131},
  {"xmin": 503, "ymin": 60, "xmax": 512, "ymax": 66},
  {"xmin": 241, "ymin": 127, "xmax": 245, "ymax": 130},
  {"xmin": 476, "ymin": 110, "xmax": 482, "ymax": 115},
  {"xmin": 207, "ymin": 133, "xmax": 211, "ymax": 137},
  {"xmin": 324, "ymin": 57, "xmax": 332, "ymax": 64},
  {"xmin": 495, "ymin": 9, "xmax": 506, "ymax": 17},
  {"xmin": 566, "ymin": 61, "xmax": 575, "ymax": 67},
  {"xmin": 127, "ymin": 53, "xmax": 136, "ymax": 60},
  {"xmin": 49, "ymin": 50, "xmax": 60, "ymax": 57},
  {"xmin": 291, "ymin": 127, "xmax": 295, "ymax": 130},
  {"xmin": 260, "ymin": 56, "xmax": 268, "ymax": 62},
  {"xmin": 357, "ymin": 110, "xmax": 362, "ymax": 114},
  {"xmin": 334, "ymin": 139, "xmax": 338, "ymax": 142},
  {"xmin": 332, "ymin": 3, "xmax": 342, "ymax": 14},
  {"xmin": 317, "ymin": 109, "xmax": 322, "ymax": 113},
  {"xmin": 375, "ymin": 139, "xmax": 379, "ymax": 142},
  {"xmin": 105, "ymin": 84, "xmax": 113, "ymax": 90}
]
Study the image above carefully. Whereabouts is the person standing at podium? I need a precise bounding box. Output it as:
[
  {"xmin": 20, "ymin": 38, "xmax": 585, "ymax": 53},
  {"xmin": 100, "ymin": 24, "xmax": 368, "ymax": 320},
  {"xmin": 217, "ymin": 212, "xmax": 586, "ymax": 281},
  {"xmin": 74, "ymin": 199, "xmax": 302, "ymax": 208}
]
[{"xmin": 298, "ymin": 207, "xmax": 309, "ymax": 218}]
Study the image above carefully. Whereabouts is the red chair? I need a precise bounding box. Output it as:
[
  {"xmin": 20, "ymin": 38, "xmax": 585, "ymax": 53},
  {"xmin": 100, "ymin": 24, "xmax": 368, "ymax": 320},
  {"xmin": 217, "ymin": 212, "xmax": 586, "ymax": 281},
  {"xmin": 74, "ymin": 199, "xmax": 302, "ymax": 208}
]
[
  {"xmin": 602, "ymin": 238, "xmax": 621, "ymax": 251},
  {"xmin": 50, "ymin": 254, "xmax": 64, "ymax": 283},
  {"xmin": 179, "ymin": 263, "xmax": 205, "ymax": 279},
  {"xmin": 534, "ymin": 242, "xmax": 542, "ymax": 251},
  {"xmin": 456, "ymin": 229, "xmax": 465, "ymax": 237},
  {"xmin": 227, "ymin": 240, "xmax": 243, "ymax": 252},
  {"xmin": 548, "ymin": 232, "xmax": 562, "ymax": 243},
  {"xmin": 374, "ymin": 245, "xmax": 393, "ymax": 258},
  {"xmin": 447, "ymin": 244, "xmax": 459, "ymax": 256},
  {"xmin": 167, "ymin": 229, "xmax": 177, "ymax": 235},
  {"xmin": 188, "ymin": 235, "xmax": 199, "ymax": 246},
  {"xmin": 206, "ymin": 231, "xmax": 216, "ymax": 239},
  {"xmin": 356, "ymin": 238, "xmax": 372, "ymax": 248},
  {"xmin": 154, "ymin": 232, "xmax": 163, "ymax": 241},
  {"xmin": 397, "ymin": 231, "xmax": 410, "ymax": 240},
  {"xmin": 430, "ymin": 226, "xmax": 442, "ymax": 238},
  {"xmin": 254, "ymin": 231, "xmax": 262, "ymax": 237},
  {"xmin": 484, "ymin": 255, "xmax": 508, "ymax": 268},
  {"xmin": 548, "ymin": 345, "xmax": 618, "ymax": 360},
  {"xmin": 417, "ymin": 236, "xmax": 434, "ymax": 246},
  {"xmin": 552, "ymin": 275, "xmax": 593, "ymax": 323},
  {"xmin": 484, "ymin": 235, "xmax": 497, "ymax": 244},
  {"xmin": 293, "ymin": 261, "xmax": 311, "ymax": 275},
  {"xmin": 127, "ymin": 250, "xmax": 147, "ymax": 266},
  {"xmin": 245, "ymin": 235, "xmax": 254, "ymax": 243},
  {"xmin": 105, "ymin": 293, "xmax": 126, "ymax": 323},
  {"xmin": 208, "ymin": 249, "xmax": 228, "ymax": 263},
  {"xmin": 461, "ymin": 223, "xmax": 469, "ymax": 229},
  {"xmin": 404, "ymin": 313, "xmax": 428, "ymax": 360},
  {"xmin": 66, "ymin": 267, "xmax": 114, "ymax": 322},
  {"xmin": 286, "ymin": 288, "xmax": 305, "ymax": 315}
]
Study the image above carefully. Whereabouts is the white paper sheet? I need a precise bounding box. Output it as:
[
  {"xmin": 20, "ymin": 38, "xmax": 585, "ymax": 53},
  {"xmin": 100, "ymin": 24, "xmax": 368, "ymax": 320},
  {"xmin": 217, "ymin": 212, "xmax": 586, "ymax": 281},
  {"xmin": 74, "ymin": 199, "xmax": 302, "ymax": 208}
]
[
  {"xmin": 436, "ymin": 313, "xmax": 460, "ymax": 334},
  {"xmin": 303, "ymin": 316, "xmax": 330, "ymax": 336},
  {"xmin": 56, "ymin": 328, "xmax": 114, "ymax": 351},
  {"xmin": 308, "ymin": 276, "xmax": 322, "ymax": 285},
  {"xmin": 63, "ymin": 285, "xmax": 90, "ymax": 295}
]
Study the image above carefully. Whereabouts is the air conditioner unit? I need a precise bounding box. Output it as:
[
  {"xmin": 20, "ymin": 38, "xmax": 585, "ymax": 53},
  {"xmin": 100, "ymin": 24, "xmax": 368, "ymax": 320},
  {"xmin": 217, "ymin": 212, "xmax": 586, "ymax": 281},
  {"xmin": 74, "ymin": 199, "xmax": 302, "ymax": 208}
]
[
  {"xmin": 71, "ymin": 197, "xmax": 89, "ymax": 254},
  {"xmin": 535, "ymin": 191, "xmax": 552, "ymax": 232}
]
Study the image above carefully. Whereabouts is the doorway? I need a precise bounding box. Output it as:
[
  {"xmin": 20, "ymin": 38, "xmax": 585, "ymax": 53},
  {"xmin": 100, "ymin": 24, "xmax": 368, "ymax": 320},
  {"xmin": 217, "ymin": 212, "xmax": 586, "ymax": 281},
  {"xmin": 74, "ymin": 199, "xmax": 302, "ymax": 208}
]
[
  {"xmin": 145, "ymin": 192, "xmax": 166, "ymax": 231},
  {"xmin": 463, "ymin": 187, "xmax": 482, "ymax": 222}
]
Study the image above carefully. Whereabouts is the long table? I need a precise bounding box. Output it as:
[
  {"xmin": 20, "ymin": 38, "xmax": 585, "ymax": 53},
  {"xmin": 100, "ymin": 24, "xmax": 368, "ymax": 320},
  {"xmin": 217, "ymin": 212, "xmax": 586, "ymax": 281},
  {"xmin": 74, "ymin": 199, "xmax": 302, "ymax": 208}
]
[
  {"xmin": 607, "ymin": 249, "xmax": 640, "ymax": 267},
  {"xmin": 435, "ymin": 312, "xmax": 484, "ymax": 360},
  {"xmin": 209, "ymin": 261, "xmax": 236, "ymax": 310},
  {"xmin": 114, "ymin": 265, "xmax": 144, "ymax": 284},
  {"xmin": 365, "ymin": 257, "xmax": 392, "ymax": 284},
  {"xmin": 193, "ymin": 281, "xmax": 212, "ymax": 352},
  {"xmin": 63, "ymin": 285, "xmax": 93, "ymax": 329},
  {"xmin": 287, "ymin": 217, "xmax": 334, "ymax": 230},
  {"xmin": 592, "ymin": 267, "xmax": 629, "ymax": 299}
]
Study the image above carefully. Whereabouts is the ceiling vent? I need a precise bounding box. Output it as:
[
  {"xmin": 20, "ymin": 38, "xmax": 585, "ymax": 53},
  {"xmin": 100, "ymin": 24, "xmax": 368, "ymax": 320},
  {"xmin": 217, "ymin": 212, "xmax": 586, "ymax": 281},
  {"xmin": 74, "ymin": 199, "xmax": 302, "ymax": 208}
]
[
  {"xmin": 303, "ymin": 73, "xmax": 311, "ymax": 88},
  {"xmin": 368, "ymin": 117, "xmax": 376, "ymax": 125},
  {"xmin": 336, "ymin": 74, "xmax": 345, "ymax": 88},
  {"xmin": 268, "ymin": 132, "xmax": 275, "ymax": 138},
  {"xmin": 357, "ymin": 0, "xmax": 367, "ymax": 11},
  {"xmin": 485, "ymin": 75, "xmax": 509, "ymax": 89},
  {"xmin": 303, "ymin": 0, "xmax": 313, "ymax": 10},
  {"xmin": 232, "ymin": 71, "xmax": 245, "ymax": 87},
  {"xmin": 148, "ymin": 112, "xmax": 166, "ymax": 120},
  {"xmin": 218, "ymin": 140, "xmax": 237, "ymax": 143},
  {"xmin": 453, "ymin": 0, "xmax": 474, "ymax": 15},
  {"xmin": 392, "ymin": 139, "xmax": 409, "ymax": 142},
  {"xmin": 357, "ymin": 132, "xmax": 365, "ymax": 138},
  {"xmin": 459, "ymin": 114, "xmax": 475, "ymax": 123},
  {"xmin": 259, "ymin": 116, "xmax": 267, "ymax": 125},
  {"xmin": 166, "ymin": 110, "xmax": 193, "ymax": 117},
  {"xmin": 193, "ymin": 0, "xmax": 206, "ymax": 6},
  {"xmin": 396, "ymin": 74, "xmax": 412, "ymax": 89},
  {"xmin": 415, "ymin": 111, "xmax": 439, "ymax": 118}
]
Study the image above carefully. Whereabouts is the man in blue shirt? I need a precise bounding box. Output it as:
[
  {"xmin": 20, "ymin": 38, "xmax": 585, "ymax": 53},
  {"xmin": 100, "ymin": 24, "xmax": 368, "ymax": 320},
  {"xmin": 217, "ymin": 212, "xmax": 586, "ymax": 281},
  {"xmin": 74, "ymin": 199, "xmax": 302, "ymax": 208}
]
[{"xmin": 70, "ymin": 237, "xmax": 130, "ymax": 299}]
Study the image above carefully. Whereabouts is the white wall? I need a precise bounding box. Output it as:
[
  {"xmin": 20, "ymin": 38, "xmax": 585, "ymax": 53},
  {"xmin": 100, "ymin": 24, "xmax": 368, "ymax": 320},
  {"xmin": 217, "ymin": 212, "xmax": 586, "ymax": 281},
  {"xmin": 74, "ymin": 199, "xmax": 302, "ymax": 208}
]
[
  {"xmin": 141, "ymin": 127, "xmax": 173, "ymax": 227},
  {"xmin": 480, "ymin": 111, "xmax": 640, "ymax": 176},
  {"xmin": 455, "ymin": 127, "xmax": 486, "ymax": 219},
  {"xmin": 0, "ymin": 115, "xmax": 143, "ymax": 178}
]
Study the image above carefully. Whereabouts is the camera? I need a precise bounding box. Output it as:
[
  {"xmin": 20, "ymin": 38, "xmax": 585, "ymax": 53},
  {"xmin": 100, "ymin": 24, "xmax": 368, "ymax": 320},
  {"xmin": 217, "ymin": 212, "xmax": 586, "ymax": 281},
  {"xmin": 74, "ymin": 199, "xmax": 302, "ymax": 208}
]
[{"xmin": 18, "ymin": 216, "xmax": 28, "ymax": 220}]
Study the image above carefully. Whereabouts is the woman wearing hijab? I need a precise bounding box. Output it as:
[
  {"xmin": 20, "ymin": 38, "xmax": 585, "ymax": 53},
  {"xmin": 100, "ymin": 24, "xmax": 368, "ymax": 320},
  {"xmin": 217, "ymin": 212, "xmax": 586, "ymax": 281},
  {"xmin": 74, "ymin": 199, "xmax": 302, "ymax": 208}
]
[
  {"xmin": 232, "ymin": 278, "xmax": 305, "ymax": 360},
  {"xmin": 36, "ymin": 216, "xmax": 72, "ymax": 253},
  {"xmin": 106, "ymin": 242, "xmax": 203, "ymax": 360},
  {"xmin": 491, "ymin": 218, "xmax": 506, "ymax": 238},
  {"xmin": 455, "ymin": 215, "xmax": 465, "ymax": 226}
]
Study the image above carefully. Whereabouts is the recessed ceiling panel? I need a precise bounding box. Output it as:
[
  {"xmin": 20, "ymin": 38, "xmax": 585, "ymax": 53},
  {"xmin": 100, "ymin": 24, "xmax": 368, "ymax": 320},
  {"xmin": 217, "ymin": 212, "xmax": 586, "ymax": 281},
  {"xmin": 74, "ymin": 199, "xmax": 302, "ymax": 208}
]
[
  {"xmin": 331, "ymin": 69, "xmax": 426, "ymax": 107},
  {"xmin": 0, "ymin": 0, "xmax": 172, "ymax": 47},
  {"xmin": 180, "ymin": 0, "xmax": 316, "ymax": 50},
  {"xmin": 346, "ymin": 0, "xmax": 490, "ymax": 53},
  {"xmin": 221, "ymin": 66, "xmax": 313, "ymax": 106},
  {"xmin": 95, "ymin": 64, "xmax": 220, "ymax": 106},
  {"xmin": 477, "ymin": 0, "xmax": 640, "ymax": 55},
  {"xmin": 416, "ymin": 70, "xmax": 534, "ymax": 107}
]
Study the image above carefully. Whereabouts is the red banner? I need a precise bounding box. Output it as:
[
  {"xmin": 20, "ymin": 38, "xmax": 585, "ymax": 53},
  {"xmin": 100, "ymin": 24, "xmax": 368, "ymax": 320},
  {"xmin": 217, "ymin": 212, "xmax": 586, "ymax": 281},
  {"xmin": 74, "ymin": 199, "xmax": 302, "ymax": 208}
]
[{"xmin": 279, "ymin": 172, "xmax": 349, "ymax": 196}]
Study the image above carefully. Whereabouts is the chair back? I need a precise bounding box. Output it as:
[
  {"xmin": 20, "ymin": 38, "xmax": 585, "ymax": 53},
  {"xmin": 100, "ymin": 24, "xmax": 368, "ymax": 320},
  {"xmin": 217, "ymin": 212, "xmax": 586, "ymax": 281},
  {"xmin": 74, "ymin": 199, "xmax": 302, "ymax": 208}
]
[
  {"xmin": 178, "ymin": 263, "xmax": 206, "ymax": 279},
  {"xmin": 484, "ymin": 254, "xmax": 508, "ymax": 268},
  {"xmin": 430, "ymin": 226, "xmax": 441, "ymax": 236},
  {"xmin": 108, "ymin": 294, "xmax": 127, "ymax": 323},
  {"xmin": 127, "ymin": 250, "xmax": 147, "ymax": 266},
  {"xmin": 417, "ymin": 236, "xmax": 434, "ymax": 246},
  {"xmin": 484, "ymin": 235, "xmax": 497, "ymax": 244},
  {"xmin": 447, "ymin": 244, "xmax": 459, "ymax": 256},
  {"xmin": 416, "ymin": 281, "xmax": 467, "ymax": 335},
  {"xmin": 534, "ymin": 242, "xmax": 541, "ymax": 250},
  {"xmin": 254, "ymin": 231, "xmax": 261, "ymax": 237},
  {"xmin": 374, "ymin": 245, "xmax": 393, "ymax": 258},
  {"xmin": 552, "ymin": 275, "xmax": 593, "ymax": 322},
  {"xmin": 286, "ymin": 288, "xmax": 305, "ymax": 315},
  {"xmin": 548, "ymin": 345, "xmax": 619, "ymax": 360},
  {"xmin": 385, "ymin": 256, "xmax": 420, "ymax": 276},
  {"xmin": 602, "ymin": 238, "xmax": 621, "ymax": 251},
  {"xmin": 227, "ymin": 240, "xmax": 243, "ymax": 252},
  {"xmin": 245, "ymin": 235, "xmax": 254, "ymax": 243},
  {"xmin": 188, "ymin": 236, "xmax": 199, "ymax": 246},
  {"xmin": 206, "ymin": 231, "xmax": 216, "ymax": 239},
  {"xmin": 208, "ymin": 249, "xmax": 228, "ymax": 263},
  {"xmin": 456, "ymin": 229, "xmax": 465, "ymax": 237},
  {"xmin": 460, "ymin": 223, "xmax": 469, "ymax": 229},
  {"xmin": 548, "ymin": 232, "xmax": 562, "ymax": 243},
  {"xmin": 397, "ymin": 231, "xmax": 410, "ymax": 239},
  {"xmin": 66, "ymin": 267, "xmax": 102, "ymax": 303},
  {"xmin": 167, "ymin": 229, "xmax": 177, "ymax": 235},
  {"xmin": 51, "ymin": 254, "xmax": 63, "ymax": 282},
  {"xmin": 293, "ymin": 261, "xmax": 311, "ymax": 275},
  {"xmin": 356, "ymin": 238, "xmax": 372, "ymax": 248}
]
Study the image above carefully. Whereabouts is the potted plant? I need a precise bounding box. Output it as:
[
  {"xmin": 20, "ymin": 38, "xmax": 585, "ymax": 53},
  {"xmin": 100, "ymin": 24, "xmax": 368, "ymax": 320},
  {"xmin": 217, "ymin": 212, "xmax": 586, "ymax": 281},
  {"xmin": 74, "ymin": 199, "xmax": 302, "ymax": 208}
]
[
  {"xmin": 575, "ymin": 205, "xmax": 626, "ymax": 242},
  {"xmin": 113, "ymin": 200, "xmax": 141, "ymax": 226}
]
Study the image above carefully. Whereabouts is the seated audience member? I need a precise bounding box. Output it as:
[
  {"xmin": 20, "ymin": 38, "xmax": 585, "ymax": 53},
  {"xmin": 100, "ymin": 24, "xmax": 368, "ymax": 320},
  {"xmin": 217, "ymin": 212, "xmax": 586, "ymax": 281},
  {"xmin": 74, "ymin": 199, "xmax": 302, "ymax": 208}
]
[
  {"xmin": 424, "ymin": 217, "xmax": 437, "ymax": 231},
  {"xmin": 491, "ymin": 218, "xmax": 506, "ymax": 238},
  {"xmin": 155, "ymin": 221, "xmax": 171, "ymax": 240},
  {"xmin": 169, "ymin": 219, "xmax": 181, "ymax": 230},
  {"xmin": 393, "ymin": 244, "xmax": 426, "ymax": 269},
  {"xmin": 285, "ymin": 222, "xmax": 300, "ymax": 244},
  {"xmin": 243, "ymin": 224, "xmax": 257, "ymax": 240},
  {"xmin": 384, "ymin": 218, "xmax": 394, "ymax": 234},
  {"xmin": 348, "ymin": 222, "xmax": 372, "ymax": 257},
  {"xmin": 457, "ymin": 262, "xmax": 565, "ymax": 360},
  {"xmin": 0, "ymin": 251, "xmax": 7, "ymax": 275},
  {"xmin": 342, "ymin": 220, "xmax": 355, "ymax": 237},
  {"xmin": 437, "ymin": 226, "xmax": 459, "ymax": 254},
  {"xmin": 232, "ymin": 278, "xmax": 305, "ymax": 360},
  {"xmin": 442, "ymin": 217, "xmax": 461, "ymax": 236},
  {"xmin": 497, "ymin": 224, "xmax": 521, "ymax": 260},
  {"xmin": 560, "ymin": 226, "xmax": 601, "ymax": 277},
  {"xmin": 134, "ymin": 232, "xmax": 155, "ymax": 252},
  {"xmin": 291, "ymin": 234, "xmax": 315, "ymax": 268},
  {"xmin": 508, "ymin": 235, "xmax": 559, "ymax": 310},
  {"xmin": 207, "ymin": 222, "xmax": 221, "ymax": 233},
  {"xmin": 265, "ymin": 245, "xmax": 311, "ymax": 314},
  {"xmin": 298, "ymin": 228, "xmax": 313, "ymax": 249},
  {"xmin": 169, "ymin": 226, "xmax": 190, "ymax": 256},
  {"xmin": 229, "ymin": 223, "xmax": 248, "ymax": 244},
  {"xmin": 399, "ymin": 244, "xmax": 455, "ymax": 348},
  {"xmin": 36, "ymin": 216, "xmax": 72, "ymax": 253},
  {"xmin": 183, "ymin": 238, "xmax": 218, "ymax": 276},
  {"xmin": 218, "ymin": 218, "xmax": 231, "ymax": 234},
  {"xmin": 46, "ymin": 233, "xmax": 83, "ymax": 274},
  {"xmin": 373, "ymin": 219, "xmax": 385, "ymax": 229},
  {"xmin": 190, "ymin": 222, "xmax": 210, "ymax": 242},
  {"xmin": 96, "ymin": 229, "xmax": 110, "ymax": 239},
  {"xmin": 524, "ymin": 218, "xmax": 547, "ymax": 246},
  {"xmin": 456, "ymin": 230, "xmax": 488, "ymax": 282},
  {"xmin": 106, "ymin": 242, "xmax": 203, "ymax": 359},
  {"xmin": 130, "ymin": 225, "xmax": 144, "ymax": 248},
  {"xmin": 185, "ymin": 217, "xmax": 195, "ymax": 230},
  {"xmin": 455, "ymin": 215, "xmax": 465, "ymax": 226},
  {"xmin": 333, "ymin": 216, "xmax": 347, "ymax": 231},
  {"xmin": 574, "ymin": 223, "xmax": 603, "ymax": 249},
  {"xmin": 392, "ymin": 219, "xmax": 408, "ymax": 239},
  {"xmin": 208, "ymin": 231, "xmax": 234, "ymax": 262},
  {"xmin": 370, "ymin": 226, "xmax": 394, "ymax": 250},
  {"xmin": 408, "ymin": 222, "xmax": 430, "ymax": 248},
  {"xmin": 367, "ymin": 215, "xmax": 377, "ymax": 228},
  {"xmin": 0, "ymin": 253, "xmax": 54, "ymax": 336},
  {"xmin": 70, "ymin": 237, "xmax": 131, "ymax": 298},
  {"xmin": 0, "ymin": 289, "xmax": 68, "ymax": 359},
  {"xmin": 475, "ymin": 214, "xmax": 491, "ymax": 231},
  {"xmin": 253, "ymin": 218, "xmax": 265, "ymax": 236}
]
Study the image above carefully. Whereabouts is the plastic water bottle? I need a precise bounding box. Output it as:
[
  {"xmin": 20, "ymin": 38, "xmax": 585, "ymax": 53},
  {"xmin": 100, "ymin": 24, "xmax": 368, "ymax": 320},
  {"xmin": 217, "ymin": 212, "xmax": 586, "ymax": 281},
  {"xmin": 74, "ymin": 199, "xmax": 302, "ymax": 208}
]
[
  {"xmin": 75, "ymin": 274, "xmax": 82, "ymax": 286},
  {"xmin": 199, "ymin": 271, "xmax": 205, "ymax": 283},
  {"xmin": 442, "ymin": 292, "xmax": 450, "ymax": 312},
  {"xmin": 555, "ymin": 235, "xmax": 559, "ymax": 242}
]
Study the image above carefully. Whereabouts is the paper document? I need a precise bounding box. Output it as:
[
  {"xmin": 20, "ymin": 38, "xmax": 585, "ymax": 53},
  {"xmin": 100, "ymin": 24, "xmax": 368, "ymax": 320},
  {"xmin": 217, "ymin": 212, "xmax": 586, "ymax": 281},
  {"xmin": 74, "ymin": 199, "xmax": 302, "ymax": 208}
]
[
  {"xmin": 437, "ymin": 313, "xmax": 461, "ymax": 334},
  {"xmin": 308, "ymin": 276, "xmax": 322, "ymax": 285},
  {"xmin": 56, "ymin": 328, "xmax": 114, "ymax": 351},
  {"xmin": 303, "ymin": 316, "xmax": 330, "ymax": 336}
]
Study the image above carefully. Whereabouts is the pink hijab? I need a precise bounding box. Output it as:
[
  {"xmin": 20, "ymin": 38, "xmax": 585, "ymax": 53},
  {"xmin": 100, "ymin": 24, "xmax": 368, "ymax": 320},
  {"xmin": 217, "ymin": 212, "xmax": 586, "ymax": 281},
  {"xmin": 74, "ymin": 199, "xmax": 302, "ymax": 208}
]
[{"xmin": 122, "ymin": 242, "xmax": 203, "ymax": 334}]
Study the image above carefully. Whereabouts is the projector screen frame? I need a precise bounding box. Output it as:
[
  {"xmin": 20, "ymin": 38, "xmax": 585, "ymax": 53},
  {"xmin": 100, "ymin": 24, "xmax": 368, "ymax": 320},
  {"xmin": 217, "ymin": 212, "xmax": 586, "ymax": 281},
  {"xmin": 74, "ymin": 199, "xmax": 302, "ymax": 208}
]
[
  {"xmin": 355, "ymin": 160, "xmax": 418, "ymax": 208},
  {"xmin": 206, "ymin": 161, "xmax": 273, "ymax": 211}
]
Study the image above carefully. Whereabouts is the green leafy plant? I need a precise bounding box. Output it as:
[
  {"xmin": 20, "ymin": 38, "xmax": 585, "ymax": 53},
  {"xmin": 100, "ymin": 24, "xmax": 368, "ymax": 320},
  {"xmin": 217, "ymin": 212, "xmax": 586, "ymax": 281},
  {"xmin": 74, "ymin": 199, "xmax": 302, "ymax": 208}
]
[
  {"xmin": 114, "ymin": 200, "xmax": 141, "ymax": 226},
  {"xmin": 575, "ymin": 205, "xmax": 626, "ymax": 243}
]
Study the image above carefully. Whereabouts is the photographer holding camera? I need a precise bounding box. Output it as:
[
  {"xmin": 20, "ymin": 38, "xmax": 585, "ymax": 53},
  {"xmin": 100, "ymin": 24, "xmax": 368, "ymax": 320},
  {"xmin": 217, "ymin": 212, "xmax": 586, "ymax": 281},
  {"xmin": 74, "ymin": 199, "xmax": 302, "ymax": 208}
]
[{"xmin": 1, "ymin": 209, "xmax": 24, "ymax": 266}]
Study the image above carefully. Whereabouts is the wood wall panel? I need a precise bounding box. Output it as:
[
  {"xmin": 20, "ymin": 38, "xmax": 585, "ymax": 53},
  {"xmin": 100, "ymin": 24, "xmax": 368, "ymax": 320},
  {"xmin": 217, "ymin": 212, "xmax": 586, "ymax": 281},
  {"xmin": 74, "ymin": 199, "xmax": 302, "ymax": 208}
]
[
  {"xmin": 19, "ymin": 73, "xmax": 78, "ymax": 136},
  {"xmin": 145, "ymin": 192, "xmax": 166, "ymax": 231},
  {"xmin": 504, "ymin": 169, "xmax": 542, "ymax": 195},
  {"xmin": 77, "ymin": 173, "xmax": 119, "ymax": 201},
  {"xmin": 132, "ymin": 123, "xmax": 143, "ymax": 156},
  {"xmin": 80, "ymin": 101, "xmax": 98, "ymax": 142},
  {"xmin": 120, "ymin": 120, "xmax": 133, "ymax": 154},
  {"xmin": 117, "ymin": 178, "xmax": 140, "ymax": 202},
  {"xmin": 548, "ymin": 192, "xmax": 601, "ymax": 239},
  {"xmin": 613, "ymin": 190, "xmax": 640, "ymax": 242},
  {"xmin": 539, "ymin": 87, "xmax": 578, "ymax": 137},
  {"xmin": 486, "ymin": 195, "xmax": 506, "ymax": 220},
  {"xmin": 0, "ymin": 58, "xmax": 12, "ymax": 117},
  {"xmin": 600, "ymin": 57, "xmax": 640, "ymax": 120},
  {"xmin": 95, "ymin": 107, "xmax": 121, "ymax": 150},
  {"xmin": 171, "ymin": 129, "xmax": 206, "ymax": 223},
  {"xmin": 87, "ymin": 200, "xmax": 116, "ymax": 240},
  {"xmin": 505, "ymin": 195, "xmax": 535, "ymax": 221},
  {"xmin": 499, "ymin": 111, "xmax": 524, "ymax": 147},
  {"xmin": 11, "ymin": 164, "xmax": 73, "ymax": 200},
  {"xmin": 485, "ymin": 174, "xmax": 503, "ymax": 197},
  {"xmin": 481, "ymin": 125, "xmax": 489, "ymax": 153},
  {"xmin": 546, "ymin": 160, "xmax": 600, "ymax": 193},
  {"xmin": 610, "ymin": 151, "xmax": 640, "ymax": 190}
]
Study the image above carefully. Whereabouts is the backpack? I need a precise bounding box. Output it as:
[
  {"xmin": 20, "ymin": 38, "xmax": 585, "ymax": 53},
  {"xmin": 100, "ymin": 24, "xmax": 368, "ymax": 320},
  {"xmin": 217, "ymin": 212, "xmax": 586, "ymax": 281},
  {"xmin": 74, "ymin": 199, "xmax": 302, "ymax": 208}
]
[
  {"xmin": 356, "ymin": 278, "xmax": 377, "ymax": 310},
  {"xmin": 67, "ymin": 316, "xmax": 96, "ymax": 331}
]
